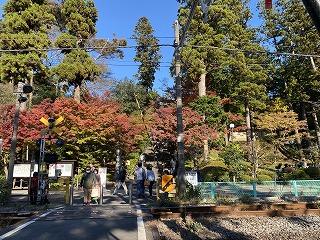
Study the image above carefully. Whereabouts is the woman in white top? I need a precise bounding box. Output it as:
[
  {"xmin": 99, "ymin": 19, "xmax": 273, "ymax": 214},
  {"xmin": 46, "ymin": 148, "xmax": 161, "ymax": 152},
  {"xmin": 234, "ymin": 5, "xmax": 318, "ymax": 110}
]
[{"xmin": 146, "ymin": 164, "xmax": 156, "ymax": 197}]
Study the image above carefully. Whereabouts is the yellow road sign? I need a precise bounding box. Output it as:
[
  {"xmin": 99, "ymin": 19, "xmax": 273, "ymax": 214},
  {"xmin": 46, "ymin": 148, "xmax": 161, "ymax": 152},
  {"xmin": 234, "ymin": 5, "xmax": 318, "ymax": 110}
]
[
  {"xmin": 161, "ymin": 175, "xmax": 175, "ymax": 192},
  {"xmin": 40, "ymin": 116, "xmax": 64, "ymax": 136}
]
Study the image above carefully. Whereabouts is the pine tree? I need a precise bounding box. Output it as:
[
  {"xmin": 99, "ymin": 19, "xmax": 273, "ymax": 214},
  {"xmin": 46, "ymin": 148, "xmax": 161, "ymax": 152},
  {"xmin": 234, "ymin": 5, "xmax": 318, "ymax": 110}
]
[{"xmin": 132, "ymin": 16, "xmax": 162, "ymax": 93}]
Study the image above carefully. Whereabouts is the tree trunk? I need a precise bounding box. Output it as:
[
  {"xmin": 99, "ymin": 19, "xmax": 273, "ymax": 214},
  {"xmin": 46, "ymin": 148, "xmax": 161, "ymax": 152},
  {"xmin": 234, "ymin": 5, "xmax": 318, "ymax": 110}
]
[
  {"xmin": 245, "ymin": 102, "xmax": 251, "ymax": 143},
  {"xmin": 300, "ymin": 101, "xmax": 312, "ymax": 161},
  {"xmin": 74, "ymin": 84, "xmax": 81, "ymax": 103},
  {"xmin": 28, "ymin": 72, "xmax": 33, "ymax": 109},
  {"xmin": 199, "ymin": 72, "xmax": 208, "ymax": 163},
  {"xmin": 311, "ymin": 104, "xmax": 320, "ymax": 154}
]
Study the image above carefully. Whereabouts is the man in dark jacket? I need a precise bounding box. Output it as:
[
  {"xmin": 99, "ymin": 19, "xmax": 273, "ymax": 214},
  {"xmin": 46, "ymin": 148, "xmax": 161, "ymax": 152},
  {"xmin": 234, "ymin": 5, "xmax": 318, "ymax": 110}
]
[{"xmin": 80, "ymin": 166, "xmax": 96, "ymax": 206}]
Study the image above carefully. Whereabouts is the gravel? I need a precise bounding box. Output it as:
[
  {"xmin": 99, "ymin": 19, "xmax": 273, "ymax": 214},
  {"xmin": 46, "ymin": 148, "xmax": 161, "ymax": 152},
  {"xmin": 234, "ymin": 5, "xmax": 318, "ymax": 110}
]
[{"xmin": 147, "ymin": 215, "xmax": 320, "ymax": 240}]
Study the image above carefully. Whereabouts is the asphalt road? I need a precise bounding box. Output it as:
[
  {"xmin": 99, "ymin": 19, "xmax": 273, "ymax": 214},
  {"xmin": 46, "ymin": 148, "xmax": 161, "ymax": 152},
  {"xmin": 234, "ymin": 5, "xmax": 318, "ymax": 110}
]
[{"xmin": 1, "ymin": 184, "xmax": 159, "ymax": 240}]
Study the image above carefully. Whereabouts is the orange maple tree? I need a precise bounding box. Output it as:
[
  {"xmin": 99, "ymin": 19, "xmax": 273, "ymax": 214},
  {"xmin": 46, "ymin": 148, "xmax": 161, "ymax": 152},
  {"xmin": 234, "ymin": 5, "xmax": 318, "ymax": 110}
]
[{"xmin": 0, "ymin": 93, "xmax": 144, "ymax": 168}]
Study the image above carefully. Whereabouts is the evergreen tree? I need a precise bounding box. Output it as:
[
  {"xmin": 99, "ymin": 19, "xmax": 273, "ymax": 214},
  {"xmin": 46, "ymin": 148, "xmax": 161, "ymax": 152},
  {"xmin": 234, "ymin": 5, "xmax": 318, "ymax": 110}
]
[
  {"xmin": 52, "ymin": 0, "xmax": 102, "ymax": 103},
  {"xmin": 0, "ymin": 0, "xmax": 55, "ymax": 104},
  {"xmin": 259, "ymin": 0, "xmax": 320, "ymax": 106},
  {"xmin": 177, "ymin": 0, "xmax": 269, "ymax": 142},
  {"xmin": 132, "ymin": 16, "xmax": 162, "ymax": 93},
  {"xmin": 259, "ymin": 0, "xmax": 320, "ymax": 160},
  {"xmin": 110, "ymin": 78, "xmax": 158, "ymax": 115}
]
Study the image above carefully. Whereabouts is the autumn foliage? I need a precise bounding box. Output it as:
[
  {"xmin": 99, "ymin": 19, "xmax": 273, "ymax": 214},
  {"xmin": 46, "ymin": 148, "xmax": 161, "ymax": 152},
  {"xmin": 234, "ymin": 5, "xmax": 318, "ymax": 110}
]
[
  {"xmin": 150, "ymin": 106, "xmax": 219, "ymax": 148},
  {"xmin": 0, "ymin": 94, "xmax": 144, "ymax": 167}
]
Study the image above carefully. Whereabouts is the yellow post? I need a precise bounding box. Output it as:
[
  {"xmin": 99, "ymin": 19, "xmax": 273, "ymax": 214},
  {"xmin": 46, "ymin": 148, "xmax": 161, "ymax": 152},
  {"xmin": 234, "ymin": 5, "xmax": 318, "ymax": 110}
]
[{"xmin": 65, "ymin": 179, "xmax": 70, "ymax": 204}]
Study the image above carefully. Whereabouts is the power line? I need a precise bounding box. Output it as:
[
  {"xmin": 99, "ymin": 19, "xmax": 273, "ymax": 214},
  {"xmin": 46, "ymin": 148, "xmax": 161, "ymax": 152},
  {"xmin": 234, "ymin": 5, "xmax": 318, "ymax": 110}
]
[{"xmin": 0, "ymin": 43, "xmax": 319, "ymax": 60}]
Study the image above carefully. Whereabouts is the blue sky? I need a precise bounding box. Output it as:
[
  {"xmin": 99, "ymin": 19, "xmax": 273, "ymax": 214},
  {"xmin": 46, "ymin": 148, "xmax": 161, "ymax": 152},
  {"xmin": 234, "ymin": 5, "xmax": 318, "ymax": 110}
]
[
  {"xmin": 94, "ymin": 0, "xmax": 181, "ymax": 93},
  {"xmin": 0, "ymin": 0, "xmax": 260, "ymax": 93}
]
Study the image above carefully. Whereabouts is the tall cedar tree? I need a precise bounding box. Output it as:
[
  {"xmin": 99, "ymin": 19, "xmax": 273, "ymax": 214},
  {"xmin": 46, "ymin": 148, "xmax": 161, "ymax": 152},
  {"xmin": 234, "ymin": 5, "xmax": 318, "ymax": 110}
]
[
  {"xmin": 259, "ymin": 0, "xmax": 320, "ymax": 159},
  {"xmin": 132, "ymin": 17, "xmax": 162, "ymax": 94},
  {"xmin": 259, "ymin": 0, "xmax": 320, "ymax": 107},
  {"xmin": 177, "ymin": 0, "xmax": 269, "ymax": 142},
  {"xmin": 52, "ymin": 0, "xmax": 102, "ymax": 103},
  {"xmin": 0, "ymin": 0, "xmax": 55, "ymax": 102}
]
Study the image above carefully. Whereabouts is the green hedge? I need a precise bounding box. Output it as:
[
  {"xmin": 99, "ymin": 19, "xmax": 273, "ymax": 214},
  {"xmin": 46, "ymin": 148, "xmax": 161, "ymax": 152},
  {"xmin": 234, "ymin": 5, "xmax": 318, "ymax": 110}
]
[{"xmin": 0, "ymin": 176, "xmax": 11, "ymax": 204}]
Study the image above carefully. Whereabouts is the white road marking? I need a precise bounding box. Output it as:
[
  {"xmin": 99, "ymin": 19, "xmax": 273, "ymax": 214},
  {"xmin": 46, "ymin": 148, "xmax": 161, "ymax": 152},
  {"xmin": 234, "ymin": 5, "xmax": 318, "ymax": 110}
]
[
  {"xmin": 0, "ymin": 207, "xmax": 64, "ymax": 240},
  {"xmin": 136, "ymin": 205, "xmax": 147, "ymax": 240}
]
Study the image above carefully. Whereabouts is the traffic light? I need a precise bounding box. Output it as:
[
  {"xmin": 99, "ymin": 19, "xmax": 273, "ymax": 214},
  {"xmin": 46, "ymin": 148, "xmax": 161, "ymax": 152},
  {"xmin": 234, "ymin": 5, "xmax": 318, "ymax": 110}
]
[
  {"xmin": 48, "ymin": 117, "xmax": 55, "ymax": 130},
  {"xmin": 56, "ymin": 138, "xmax": 64, "ymax": 147}
]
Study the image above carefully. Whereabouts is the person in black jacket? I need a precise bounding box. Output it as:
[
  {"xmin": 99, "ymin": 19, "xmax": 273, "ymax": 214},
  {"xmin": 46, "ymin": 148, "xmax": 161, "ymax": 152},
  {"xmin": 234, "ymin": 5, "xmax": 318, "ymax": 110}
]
[
  {"xmin": 112, "ymin": 165, "xmax": 128, "ymax": 195},
  {"xmin": 80, "ymin": 166, "xmax": 96, "ymax": 206}
]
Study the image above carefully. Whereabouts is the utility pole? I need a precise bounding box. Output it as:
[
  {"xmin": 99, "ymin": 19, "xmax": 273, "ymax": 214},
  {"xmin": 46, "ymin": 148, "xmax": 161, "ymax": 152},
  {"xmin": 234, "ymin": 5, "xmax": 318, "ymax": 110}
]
[
  {"xmin": 8, "ymin": 82, "xmax": 33, "ymax": 188},
  {"xmin": 174, "ymin": 20, "xmax": 186, "ymax": 197},
  {"xmin": 302, "ymin": 0, "xmax": 320, "ymax": 34},
  {"xmin": 173, "ymin": 0, "xmax": 208, "ymax": 197}
]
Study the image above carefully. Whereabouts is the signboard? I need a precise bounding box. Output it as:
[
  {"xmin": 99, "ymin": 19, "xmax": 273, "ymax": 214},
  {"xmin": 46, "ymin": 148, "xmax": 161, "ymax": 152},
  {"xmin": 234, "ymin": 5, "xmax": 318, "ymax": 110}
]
[
  {"xmin": 185, "ymin": 171, "xmax": 198, "ymax": 186},
  {"xmin": 49, "ymin": 163, "xmax": 73, "ymax": 177},
  {"xmin": 13, "ymin": 164, "xmax": 38, "ymax": 177},
  {"xmin": 98, "ymin": 168, "xmax": 107, "ymax": 187},
  {"xmin": 161, "ymin": 174, "xmax": 175, "ymax": 192}
]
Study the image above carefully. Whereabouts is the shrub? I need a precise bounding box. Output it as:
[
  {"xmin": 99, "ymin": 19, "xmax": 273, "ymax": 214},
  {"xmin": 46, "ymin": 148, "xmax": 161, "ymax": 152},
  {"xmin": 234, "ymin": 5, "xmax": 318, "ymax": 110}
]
[
  {"xmin": 184, "ymin": 182, "xmax": 202, "ymax": 201},
  {"xmin": 0, "ymin": 176, "xmax": 11, "ymax": 204},
  {"xmin": 217, "ymin": 172, "xmax": 231, "ymax": 182},
  {"xmin": 257, "ymin": 174, "xmax": 273, "ymax": 181},
  {"xmin": 280, "ymin": 169, "xmax": 310, "ymax": 180},
  {"xmin": 304, "ymin": 167, "xmax": 320, "ymax": 180},
  {"xmin": 201, "ymin": 164, "xmax": 229, "ymax": 182}
]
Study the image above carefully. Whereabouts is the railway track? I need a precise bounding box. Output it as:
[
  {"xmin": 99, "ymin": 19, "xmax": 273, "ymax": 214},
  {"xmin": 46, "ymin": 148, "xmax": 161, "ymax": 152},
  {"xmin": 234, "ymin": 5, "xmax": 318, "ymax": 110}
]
[{"xmin": 150, "ymin": 202, "xmax": 320, "ymax": 219}]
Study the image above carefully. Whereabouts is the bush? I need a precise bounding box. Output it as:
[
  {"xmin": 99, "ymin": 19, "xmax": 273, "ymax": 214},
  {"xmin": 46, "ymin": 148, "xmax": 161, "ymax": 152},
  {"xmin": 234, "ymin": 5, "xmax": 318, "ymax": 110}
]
[
  {"xmin": 201, "ymin": 164, "xmax": 229, "ymax": 182},
  {"xmin": 257, "ymin": 174, "xmax": 273, "ymax": 181},
  {"xmin": 184, "ymin": 182, "xmax": 202, "ymax": 201},
  {"xmin": 280, "ymin": 169, "xmax": 310, "ymax": 180},
  {"xmin": 0, "ymin": 176, "xmax": 11, "ymax": 204},
  {"xmin": 242, "ymin": 175, "xmax": 253, "ymax": 182},
  {"xmin": 304, "ymin": 167, "xmax": 320, "ymax": 180},
  {"xmin": 259, "ymin": 169, "xmax": 277, "ymax": 179}
]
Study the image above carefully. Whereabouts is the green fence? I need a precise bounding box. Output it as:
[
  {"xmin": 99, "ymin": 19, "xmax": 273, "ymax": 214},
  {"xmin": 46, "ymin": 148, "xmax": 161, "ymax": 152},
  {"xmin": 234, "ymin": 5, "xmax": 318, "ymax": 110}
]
[{"xmin": 197, "ymin": 180, "xmax": 320, "ymax": 199}]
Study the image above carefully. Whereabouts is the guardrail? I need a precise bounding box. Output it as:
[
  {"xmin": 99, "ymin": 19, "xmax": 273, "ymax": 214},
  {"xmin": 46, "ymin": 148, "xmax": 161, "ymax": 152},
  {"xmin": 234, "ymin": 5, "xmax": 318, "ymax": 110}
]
[{"xmin": 197, "ymin": 180, "xmax": 320, "ymax": 199}]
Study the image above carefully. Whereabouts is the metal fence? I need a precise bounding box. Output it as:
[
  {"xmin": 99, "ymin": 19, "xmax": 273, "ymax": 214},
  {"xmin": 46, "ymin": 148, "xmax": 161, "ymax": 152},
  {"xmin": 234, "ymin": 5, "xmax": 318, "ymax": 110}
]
[{"xmin": 197, "ymin": 180, "xmax": 320, "ymax": 199}]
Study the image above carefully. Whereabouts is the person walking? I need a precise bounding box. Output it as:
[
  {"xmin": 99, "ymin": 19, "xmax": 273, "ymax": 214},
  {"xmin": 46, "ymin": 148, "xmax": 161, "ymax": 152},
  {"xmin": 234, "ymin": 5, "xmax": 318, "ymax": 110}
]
[
  {"xmin": 146, "ymin": 164, "xmax": 155, "ymax": 197},
  {"xmin": 113, "ymin": 165, "xmax": 128, "ymax": 195},
  {"xmin": 134, "ymin": 161, "xmax": 146, "ymax": 198},
  {"xmin": 30, "ymin": 172, "xmax": 38, "ymax": 205},
  {"xmin": 40, "ymin": 176, "xmax": 50, "ymax": 205},
  {"xmin": 92, "ymin": 168, "xmax": 101, "ymax": 204},
  {"xmin": 80, "ymin": 166, "xmax": 96, "ymax": 206}
]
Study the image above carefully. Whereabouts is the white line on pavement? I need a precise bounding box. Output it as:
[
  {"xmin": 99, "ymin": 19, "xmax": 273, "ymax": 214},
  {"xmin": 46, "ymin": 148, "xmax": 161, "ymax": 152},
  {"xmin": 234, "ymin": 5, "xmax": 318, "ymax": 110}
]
[
  {"xmin": 136, "ymin": 204, "xmax": 147, "ymax": 240},
  {"xmin": 0, "ymin": 206, "xmax": 64, "ymax": 240}
]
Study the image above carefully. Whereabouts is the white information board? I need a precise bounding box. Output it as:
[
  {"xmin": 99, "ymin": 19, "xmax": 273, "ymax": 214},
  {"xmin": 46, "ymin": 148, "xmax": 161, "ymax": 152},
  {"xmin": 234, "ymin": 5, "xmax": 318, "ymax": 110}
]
[
  {"xmin": 98, "ymin": 168, "xmax": 107, "ymax": 187},
  {"xmin": 185, "ymin": 171, "xmax": 198, "ymax": 186},
  {"xmin": 13, "ymin": 164, "xmax": 38, "ymax": 177},
  {"xmin": 49, "ymin": 163, "xmax": 73, "ymax": 177}
]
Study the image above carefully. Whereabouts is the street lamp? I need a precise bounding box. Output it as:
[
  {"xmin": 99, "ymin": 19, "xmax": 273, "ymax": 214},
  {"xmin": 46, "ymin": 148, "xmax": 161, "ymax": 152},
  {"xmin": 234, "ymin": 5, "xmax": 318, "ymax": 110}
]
[
  {"xmin": 229, "ymin": 123, "xmax": 235, "ymax": 143},
  {"xmin": 8, "ymin": 82, "xmax": 33, "ymax": 188}
]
